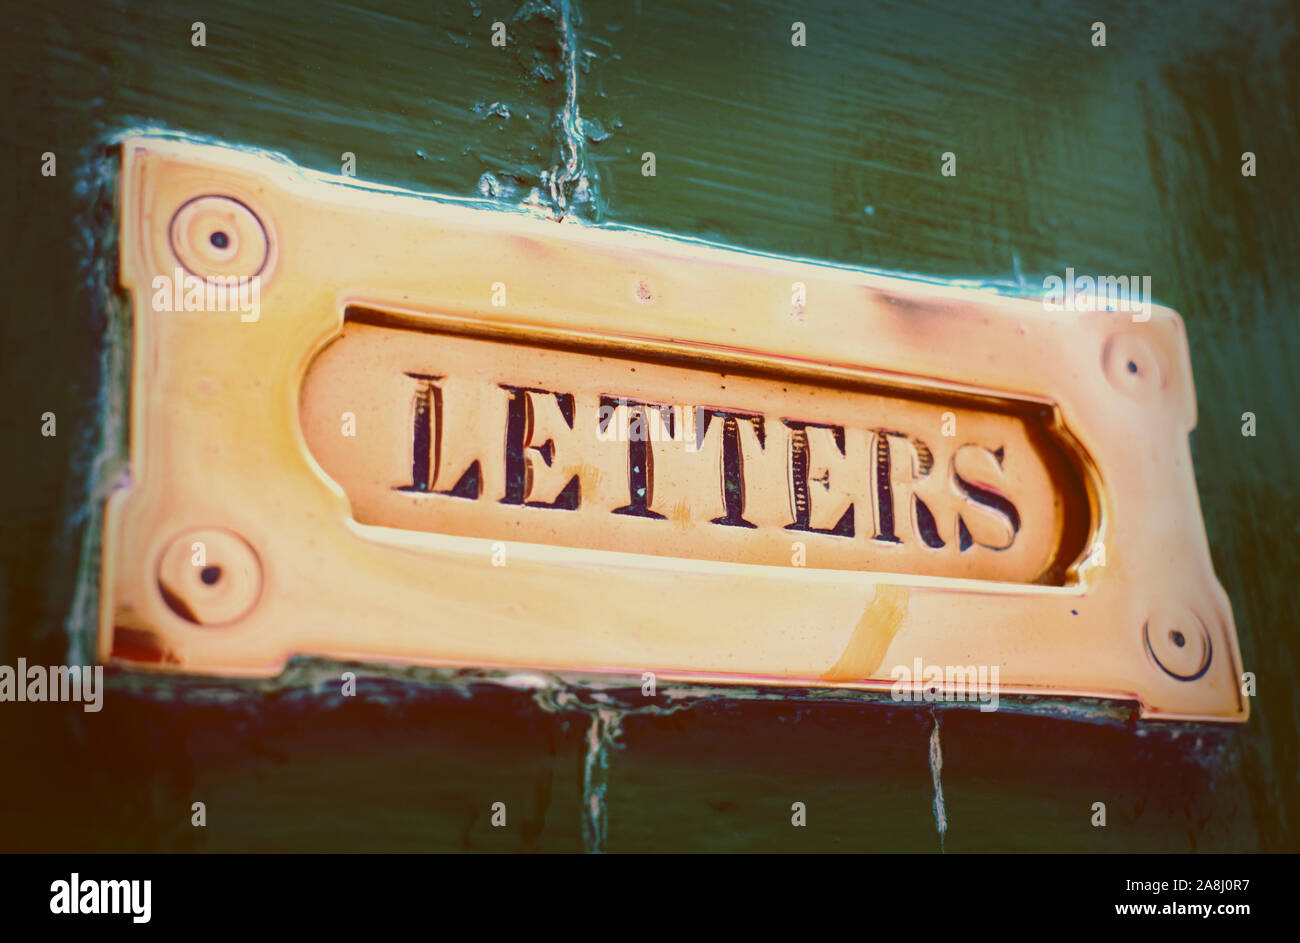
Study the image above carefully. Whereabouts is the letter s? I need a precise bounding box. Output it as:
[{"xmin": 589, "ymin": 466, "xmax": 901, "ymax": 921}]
[{"xmin": 951, "ymin": 444, "xmax": 1020, "ymax": 550}]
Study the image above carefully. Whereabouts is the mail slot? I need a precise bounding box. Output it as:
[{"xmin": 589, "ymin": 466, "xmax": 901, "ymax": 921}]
[
  {"xmin": 300, "ymin": 311, "xmax": 1091, "ymax": 584},
  {"xmin": 101, "ymin": 136, "xmax": 1246, "ymax": 724}
]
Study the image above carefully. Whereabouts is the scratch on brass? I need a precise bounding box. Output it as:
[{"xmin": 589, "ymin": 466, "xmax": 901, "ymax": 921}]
[{"xmin": 821, "ymin": 584, "xmax": 910, "ymax": 682}]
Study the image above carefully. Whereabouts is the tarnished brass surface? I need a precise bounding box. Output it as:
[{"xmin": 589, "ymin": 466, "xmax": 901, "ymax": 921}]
[{"xmin": 103, "ymin": 136, "xmax": 1246, "ymax": 722}]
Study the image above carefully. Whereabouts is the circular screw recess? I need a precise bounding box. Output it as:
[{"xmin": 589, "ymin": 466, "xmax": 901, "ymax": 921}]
[
  {"xmin": 169, "ymin": 195, "xmax": 269, "ymax": 280},
  {"xmin": 1102, "ymin": 333, "xmax": 1163, "ymax": 398},
  {"xmin": 1144, "ymin": 609, "xmax": 1212, "ymax": 681},
  {"xmin": 158, "ymin": 528, "xmax": 263, "ymax": 626}
]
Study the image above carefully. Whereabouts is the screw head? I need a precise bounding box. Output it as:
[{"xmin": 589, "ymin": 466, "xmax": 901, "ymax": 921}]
[
  {"xmin": 1144, "ymin": 609, "xmax": 1212, "ymax": 681},
  {"xmin": 169, "ymin": 195, "xmax": 269, "ymax": 280},
  {"xmin": 1102, "ymin": 333, "xmax": 1164, "ymax": 398},
  {"xmin": 158, "ymin": 528, "xmax": 263, "ymax": 626}
]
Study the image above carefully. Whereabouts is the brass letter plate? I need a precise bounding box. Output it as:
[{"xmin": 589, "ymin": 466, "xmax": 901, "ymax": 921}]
[{"xmin": 103, "ymin": 137, "xmax": 1246, "ymax": 722}]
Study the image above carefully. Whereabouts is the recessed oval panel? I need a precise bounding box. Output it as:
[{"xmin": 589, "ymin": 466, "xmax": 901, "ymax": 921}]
[{"xmin": 299, "ymin": 308, "xmax": 1091, "ymax": 584}]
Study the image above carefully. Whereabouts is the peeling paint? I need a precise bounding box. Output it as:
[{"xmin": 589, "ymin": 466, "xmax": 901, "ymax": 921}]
[{"xmin": 929, "ymin": 711, "xmax": 947, "ymax": 852}]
